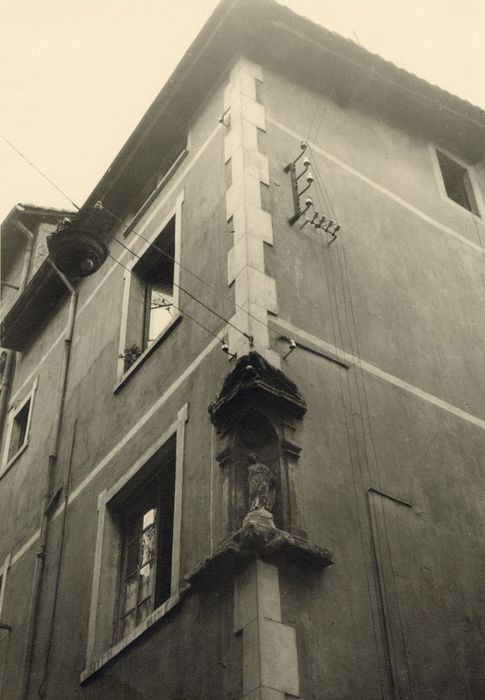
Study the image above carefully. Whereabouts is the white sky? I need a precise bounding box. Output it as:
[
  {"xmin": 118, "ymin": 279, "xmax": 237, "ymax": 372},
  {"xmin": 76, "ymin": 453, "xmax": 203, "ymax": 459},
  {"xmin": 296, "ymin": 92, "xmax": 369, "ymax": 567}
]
[{"xmin": 1, "ymin": 0, "xmax": 484, "ymax": 221}]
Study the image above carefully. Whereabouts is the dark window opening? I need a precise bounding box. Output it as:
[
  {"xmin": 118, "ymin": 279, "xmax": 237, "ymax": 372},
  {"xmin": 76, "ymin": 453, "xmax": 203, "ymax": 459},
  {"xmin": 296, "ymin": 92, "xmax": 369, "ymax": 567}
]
[
  {"xmin": 116, "ymin": 454, "xmax": 175, "ymax": 640},
  {"xmin": 255, "ymin": 78, "xmax": 264, "ymax": 105},
  {"xmin": 436, "ymin": 150, "xmax": 480, "ymax": 216},
  {"xmin": 7, "ymin": 400, "xmax": 30, "ymax": 463}
]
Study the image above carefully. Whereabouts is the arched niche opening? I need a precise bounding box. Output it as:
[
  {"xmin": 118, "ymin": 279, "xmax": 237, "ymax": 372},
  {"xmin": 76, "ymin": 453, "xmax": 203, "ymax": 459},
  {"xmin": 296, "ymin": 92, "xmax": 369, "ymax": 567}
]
[
  {"xmin": 233, "ymin": 410, "xmax": 282, "ymax": 529},
  {"xmin": 209, "ymin": 352, "xmax": 308, "ymax": 540}
]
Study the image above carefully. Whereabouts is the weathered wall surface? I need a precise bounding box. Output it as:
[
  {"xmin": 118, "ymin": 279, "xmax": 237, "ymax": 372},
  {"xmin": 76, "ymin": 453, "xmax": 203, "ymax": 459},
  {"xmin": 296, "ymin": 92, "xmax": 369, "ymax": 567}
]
[
  {"xmin": 0, "ymin": 71, "xmax": 244, "ymax": 699},
  {"xmin": 2, "ymin": 50, "xmax": 485, "ymax": 700},
  {"xmin": 261, "ymin": 66, "xmax": 485, "ymax": 697}
]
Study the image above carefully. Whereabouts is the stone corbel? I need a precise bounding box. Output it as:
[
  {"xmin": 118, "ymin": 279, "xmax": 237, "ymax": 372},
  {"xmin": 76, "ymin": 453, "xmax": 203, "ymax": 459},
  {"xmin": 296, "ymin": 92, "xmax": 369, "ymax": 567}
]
[{"xmin": 186, "ymin": 520, "xmax": 332, "ymax": 588}]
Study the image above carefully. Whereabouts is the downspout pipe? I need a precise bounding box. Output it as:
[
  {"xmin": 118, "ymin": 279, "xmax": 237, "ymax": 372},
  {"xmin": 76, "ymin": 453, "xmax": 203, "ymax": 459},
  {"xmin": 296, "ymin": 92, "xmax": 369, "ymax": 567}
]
[
  {"xmin": 20, "ymin": 260, "xmax": 78, "ymax": 700},
  {"xmin": 0, "ymin": 217, "xmax": 35, "ymax": 450}
]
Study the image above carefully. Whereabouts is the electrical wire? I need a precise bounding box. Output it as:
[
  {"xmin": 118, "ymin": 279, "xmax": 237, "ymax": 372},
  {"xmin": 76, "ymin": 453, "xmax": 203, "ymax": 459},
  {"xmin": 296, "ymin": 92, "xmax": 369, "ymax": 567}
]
[
  {"xmin": 314, "ymin": 183, "xmax": 389, "ymax": 700},
  {"xmin": 15, "ymin": 44, "xmax": 281, "ymax": 360},
  {"xmin": 97, "ymin": 202, "xmax": 283, "ymax": 344},
  {"xmin": 99, "ymin": 201, "xmax": 288, "ymax": 349},
  {"xmin": 216, "ymin": 104, "xmax": 233, "ymax": 327},
  {"xmin": 107, "ymin": 230, "xmax": 251, "ymax": 341},
  {"xmin": 4, "ymin": 66, "xmax": 410, "ymax": 695},
  {"xmin": 37, "ymin": 421, "xmax": 78, "ymax": 698},
  {"xmin": 0, "ymin": 133, "xmax": 80, "ymax": 211},
  {"xmin": 106, "ymin": 252, "xmax": 226, "ymax": 348},
  {"xmin": 296, "ymin": 91, "xmax": 407, "ymax": 697},
  {"xmin": 311, "ymin": 154, "xmax": 414, "ymax": 697},
  {"xmin": 467, "ymin": 197, "xmax": 485, "ymax": 299},
  {"xmin": 1, "ymin": 131, "xmax": 255, "ymax": 346},
  {"xmin": 336, "ymin": 223, "xmax": 415, "ymax": 699},
  {"xmin": 305, "ymin": 87, "xmax": 388, "ymax": 696},
  {"xmin": 1, "ymin": 127, "xmax": 286, "ymax": 353}
]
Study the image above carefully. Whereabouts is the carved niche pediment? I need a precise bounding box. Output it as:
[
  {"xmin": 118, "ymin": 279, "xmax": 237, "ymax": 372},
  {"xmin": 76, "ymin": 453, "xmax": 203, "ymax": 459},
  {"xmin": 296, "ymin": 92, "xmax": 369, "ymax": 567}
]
[{"xmin": 208, "ymin": 352, "xmax": 306, "ymax": 429}]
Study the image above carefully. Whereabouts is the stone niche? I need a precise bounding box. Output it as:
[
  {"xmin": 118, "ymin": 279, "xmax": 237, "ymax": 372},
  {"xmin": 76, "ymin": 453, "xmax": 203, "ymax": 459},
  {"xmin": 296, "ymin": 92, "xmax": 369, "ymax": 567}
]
[
  {"xmin": 210, "ymin": 351, "xmax": 307, "ymax": 538},
  {"xmin": 186, "ymin": 352, "xmax": 332, "ymax": 587}
]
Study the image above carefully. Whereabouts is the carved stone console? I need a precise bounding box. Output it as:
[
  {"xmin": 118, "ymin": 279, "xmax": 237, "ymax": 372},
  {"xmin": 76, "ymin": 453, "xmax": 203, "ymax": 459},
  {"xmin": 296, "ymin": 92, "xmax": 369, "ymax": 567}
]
[{"xmin": 186, "ymin": 519, "xmax": 332, "ymax": 587}]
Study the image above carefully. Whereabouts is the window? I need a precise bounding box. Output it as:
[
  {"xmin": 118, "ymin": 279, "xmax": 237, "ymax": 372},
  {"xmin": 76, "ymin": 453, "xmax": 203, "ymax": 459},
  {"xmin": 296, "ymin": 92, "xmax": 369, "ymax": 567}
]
[
  {"xmin": 117, "ymin": 194, "xmax": 183, "ymax": 383},
  {"xmin": 0, "ymin": 553, "xmax": 11, "ymax": 620},
  {"xmin": 116, "ymin": 457, "xmax": 175, "ymax": 640},
  {"xmin": 7, "ymin": 401, "xmax": 29, "ymax": 462},
  {"xmin": 82, "ymin": 404, "xmax": 187, "ymax": 681},
  {"xmin": 133, "ymin": 216, "xmax": 176, "ymax": 353},
  {"xmin": 1, "ymin": 378, "xmax": 37, "ymax": 475},
  {"xmin": 436, "ymin": 150, "xmax": 480, "ymax": 216},
  {"xmin": 121, "ymin": 217, "xmax": 176, "ymax": 373}
]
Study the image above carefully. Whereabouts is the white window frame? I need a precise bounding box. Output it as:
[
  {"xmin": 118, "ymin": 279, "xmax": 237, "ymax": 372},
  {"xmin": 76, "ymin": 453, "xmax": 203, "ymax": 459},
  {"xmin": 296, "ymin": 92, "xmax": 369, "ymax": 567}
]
[
  {"xmin": 115, "ymin": 191, "xmax": 184, "ymax": 387},
  {"xmin": 81, "ymin": 403, "xmax": 188, "ymax": 682},
  {"xmin": 430, "ymin": 145, "xmax": 484, "ymax": 220},
  {"xmin": 0, "ymin": 553, "xmax": 11, "ymax": 620},
  {"xmin": 1, "ymin": 377, "xmax": 38, "ymax": 476}
]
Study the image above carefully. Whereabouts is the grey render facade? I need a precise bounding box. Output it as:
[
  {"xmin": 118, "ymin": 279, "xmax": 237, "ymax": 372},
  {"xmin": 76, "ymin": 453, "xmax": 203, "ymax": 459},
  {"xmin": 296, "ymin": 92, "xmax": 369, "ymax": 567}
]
[{"xmin": 1, "ymin": 1, "xmax": 485, "ymax": 698}]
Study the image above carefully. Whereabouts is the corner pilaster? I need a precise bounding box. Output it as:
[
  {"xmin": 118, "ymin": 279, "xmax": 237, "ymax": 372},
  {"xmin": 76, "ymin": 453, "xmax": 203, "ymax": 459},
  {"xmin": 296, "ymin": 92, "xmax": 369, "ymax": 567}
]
[
  {"xmin": 234, "ymin": 559, "xmax": 299, "ymax": 699},
  {"xmin": 224, "ymin": 58, "xmax": 279, "ymax": 367},
  {"xmin": 192, "ymin": 356, "xmax": 332, "ymax": 700}
]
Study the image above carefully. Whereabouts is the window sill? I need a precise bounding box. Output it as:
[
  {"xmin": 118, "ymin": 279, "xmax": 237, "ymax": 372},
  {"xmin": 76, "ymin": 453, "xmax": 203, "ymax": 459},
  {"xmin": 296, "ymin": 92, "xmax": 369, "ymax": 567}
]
[
  {"xmin": 80, "ymin": 586, "xmax": 190, "ymax": 683},
  {"xmin": 113, "ymin": 313, "xmax": 182, "ymax": 394},
  {"xmin": 442, "ymin": 195, "xmax": 483, "ymax": 223},
  {"xmin": 0, "ymin": 441, "xmax": 28, "ymax": 480}
]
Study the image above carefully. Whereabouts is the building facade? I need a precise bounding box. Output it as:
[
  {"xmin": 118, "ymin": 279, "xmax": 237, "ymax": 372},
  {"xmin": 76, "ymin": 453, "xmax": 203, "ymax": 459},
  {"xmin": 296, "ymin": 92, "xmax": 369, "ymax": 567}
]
[{"xmin": 1, "ymin": 1, "xmax": 485, "ymax": 698}]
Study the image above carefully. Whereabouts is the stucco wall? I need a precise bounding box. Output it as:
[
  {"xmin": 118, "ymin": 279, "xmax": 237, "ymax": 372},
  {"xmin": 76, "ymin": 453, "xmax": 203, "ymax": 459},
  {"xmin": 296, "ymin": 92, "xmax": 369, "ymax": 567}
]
[
  {"xmin": 0, "ymin": 71, "xmax": 242, "ymax": 699},
  {"xmin": 262, "ymin": 66, "xmax": 485, "ymax": 697},
  {"xmin": 1, "ymin": 52, "xmax": 485, "ymax": 699}
]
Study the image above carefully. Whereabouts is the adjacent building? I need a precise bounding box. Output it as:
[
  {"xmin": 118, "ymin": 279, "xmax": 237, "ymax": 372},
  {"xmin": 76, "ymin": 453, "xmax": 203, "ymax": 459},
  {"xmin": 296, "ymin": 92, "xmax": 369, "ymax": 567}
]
[{"xmin": 1, "ymin": 0, "xmax": 485, "ymax": 697}]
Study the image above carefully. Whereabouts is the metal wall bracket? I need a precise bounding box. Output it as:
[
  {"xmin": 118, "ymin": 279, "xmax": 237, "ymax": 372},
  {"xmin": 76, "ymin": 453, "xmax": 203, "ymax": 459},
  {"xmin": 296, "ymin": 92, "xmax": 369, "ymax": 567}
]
[{"xmin": 284, "ymin": 161, "xmax": 303, "ymax": 225}]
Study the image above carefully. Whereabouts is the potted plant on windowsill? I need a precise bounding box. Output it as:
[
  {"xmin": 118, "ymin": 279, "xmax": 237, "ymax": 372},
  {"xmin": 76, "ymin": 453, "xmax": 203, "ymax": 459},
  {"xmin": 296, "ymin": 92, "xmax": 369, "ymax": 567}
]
[{"xmin": 119, "ymin": 344, "xmax": 142, "ymax": 370}]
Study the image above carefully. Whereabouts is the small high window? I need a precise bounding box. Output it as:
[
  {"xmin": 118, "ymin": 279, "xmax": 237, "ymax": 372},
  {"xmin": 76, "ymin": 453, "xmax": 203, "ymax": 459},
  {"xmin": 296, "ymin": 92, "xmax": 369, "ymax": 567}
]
[
  {"xmin": 7, "ymin": 401, "xmax": 30, "ymax": 463},
  {"xmin": 436, "ymin": 150, "xmax": 480, "ymax": 216},
  {"xmin": 1, "ymin": 379, "xmax": 37, "ymax": 475}
]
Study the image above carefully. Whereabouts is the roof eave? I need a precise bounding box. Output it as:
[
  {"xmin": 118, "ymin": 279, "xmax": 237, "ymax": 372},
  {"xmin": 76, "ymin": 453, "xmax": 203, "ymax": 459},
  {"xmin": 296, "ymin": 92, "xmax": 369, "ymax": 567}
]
[{"xmin": 80, "ymin": 0, "xmax": 485, "ymax": 215}]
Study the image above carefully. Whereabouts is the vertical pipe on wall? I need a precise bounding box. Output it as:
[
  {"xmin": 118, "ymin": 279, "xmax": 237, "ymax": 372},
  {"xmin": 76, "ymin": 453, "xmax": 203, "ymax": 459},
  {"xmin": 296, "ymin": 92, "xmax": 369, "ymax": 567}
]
[{"xmin": 20, "ymin": 260, "xmax": 78, "ymax": 700}]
